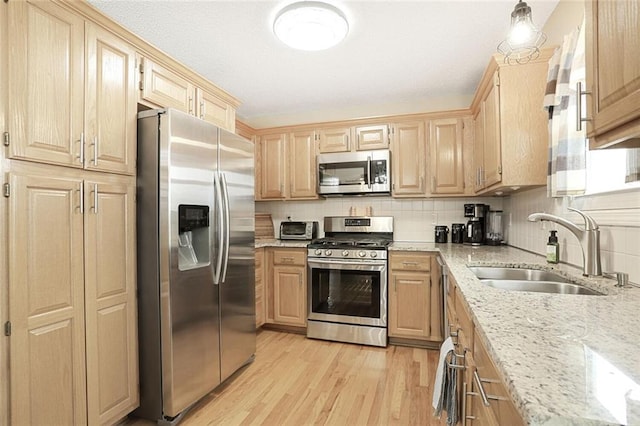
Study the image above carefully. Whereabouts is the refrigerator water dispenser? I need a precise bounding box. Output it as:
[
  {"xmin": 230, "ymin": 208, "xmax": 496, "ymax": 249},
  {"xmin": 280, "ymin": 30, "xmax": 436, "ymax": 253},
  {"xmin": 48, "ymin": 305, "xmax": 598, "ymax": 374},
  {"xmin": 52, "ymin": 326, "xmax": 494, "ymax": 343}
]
[{"xmin": 178, "ymin": 204, "xmax": 210, "ymax": 270}]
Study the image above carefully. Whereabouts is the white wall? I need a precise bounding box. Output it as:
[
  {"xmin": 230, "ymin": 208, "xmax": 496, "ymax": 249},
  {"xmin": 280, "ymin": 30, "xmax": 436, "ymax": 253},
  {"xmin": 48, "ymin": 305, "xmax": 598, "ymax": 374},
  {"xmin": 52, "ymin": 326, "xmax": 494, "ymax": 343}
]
[
  {"xmin": 504, "ymin": 187, "xmax": 640, "ymax": 284},
  {"xmin": 256, "ymin": 196, "xmax": 503, "ymax": 242}
]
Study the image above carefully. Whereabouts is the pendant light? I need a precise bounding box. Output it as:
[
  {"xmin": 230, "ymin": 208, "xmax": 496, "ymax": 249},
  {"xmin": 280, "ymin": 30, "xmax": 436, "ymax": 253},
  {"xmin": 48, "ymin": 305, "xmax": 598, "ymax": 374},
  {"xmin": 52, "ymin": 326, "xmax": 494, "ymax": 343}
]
[
  {"xmin": 273, "ymin": 1, "xmax": 349, "ymax": 51},
  {"xmin": 497, "ymin": 1, "xmax": 547, "ymax": 64}
]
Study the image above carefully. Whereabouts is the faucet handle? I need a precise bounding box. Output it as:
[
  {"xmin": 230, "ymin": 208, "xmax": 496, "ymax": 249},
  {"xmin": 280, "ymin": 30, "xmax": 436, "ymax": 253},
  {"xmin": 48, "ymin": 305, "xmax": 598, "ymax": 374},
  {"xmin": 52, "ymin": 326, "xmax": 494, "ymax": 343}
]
[
  {"xmin": 603, "ymin": 272, "xmax": 629, "ymax": 287},
  {"xmin": 568, "ymin": 207, "xmax": 598, "ymax": 230}
]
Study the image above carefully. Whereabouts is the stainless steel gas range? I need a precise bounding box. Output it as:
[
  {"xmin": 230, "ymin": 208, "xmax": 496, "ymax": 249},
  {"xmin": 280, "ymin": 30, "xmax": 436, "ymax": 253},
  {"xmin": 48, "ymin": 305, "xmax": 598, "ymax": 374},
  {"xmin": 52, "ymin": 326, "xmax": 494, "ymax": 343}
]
[{"xmin": 306, "ymin": 216, "xmax": 393, "ymax": 347}]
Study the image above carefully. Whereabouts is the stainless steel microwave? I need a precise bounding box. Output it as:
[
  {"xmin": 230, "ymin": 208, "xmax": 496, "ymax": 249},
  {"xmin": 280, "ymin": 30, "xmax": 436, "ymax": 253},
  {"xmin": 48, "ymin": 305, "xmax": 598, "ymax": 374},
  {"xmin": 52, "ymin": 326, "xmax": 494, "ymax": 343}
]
[{"xmin": 317, "ymin": 151, "xmax": 391, "ymax": 196}]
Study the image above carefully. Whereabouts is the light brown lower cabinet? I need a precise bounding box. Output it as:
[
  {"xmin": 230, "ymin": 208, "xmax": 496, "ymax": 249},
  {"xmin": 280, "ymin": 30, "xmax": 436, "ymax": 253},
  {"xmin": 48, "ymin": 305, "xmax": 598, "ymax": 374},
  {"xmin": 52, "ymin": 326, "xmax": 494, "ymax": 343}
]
[
  {"xmin": 388, "ymin": 252, "xmax": 443, "ymax": 342},
  {"xmin": 265, "ymin": 248, "xmax": 307, "ymax": 327},
  {"xmin": 7, "ymin": 162, "xmax": 138, "ymax": 425}
]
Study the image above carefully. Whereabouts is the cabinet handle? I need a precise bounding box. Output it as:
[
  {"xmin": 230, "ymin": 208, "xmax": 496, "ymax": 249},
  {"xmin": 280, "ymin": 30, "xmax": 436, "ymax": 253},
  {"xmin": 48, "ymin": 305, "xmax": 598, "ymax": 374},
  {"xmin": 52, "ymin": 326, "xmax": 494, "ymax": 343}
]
[
  {"xmin": 462, "ymin": 381, "xmax": 469, "ymax": 424},
  {"xmin": 419, "ymin": 176, "xmax": 424, "ymax": 191},
  {"xmin": 346, "ymin": 135, "xmax": 350, "ymax": 151},
  {"xmin": 93, "ymin": 184, "xmax": 99, "ymax": 214},
  {"xmin": 472, "ymin": 370, "xmax": 503, "ymax": 407},
  {"xmin": 189, "ymin": 96, "xmax": 194, "ymax": 115},
  {"xmin": 200, "ymin": 101, "xmax": 205, "ymax": 119},
  {"xmin": 402, "ymin": 261, "xmax": 418, "ymax": 266},
  {"xmin": 576, "ymin": 82, "xmax": 592, "ymax": 131},
  {"xmin": 78, "ymin": 183, "xmax": 84, "ymax": 214},
  {"xmin": 431, "ymin": 176, "xmax": 436, "ymax": 193},
  {"xmin": 77, "ymin": 132, "xmax": 85, "ymax": 165},
  {"xmin": 92, "ymin": 136, "xmax": 98, "ymax": 166},
  {"xmin": 281, "ymin": 257, "xmax": 294, "ymax": 263}
]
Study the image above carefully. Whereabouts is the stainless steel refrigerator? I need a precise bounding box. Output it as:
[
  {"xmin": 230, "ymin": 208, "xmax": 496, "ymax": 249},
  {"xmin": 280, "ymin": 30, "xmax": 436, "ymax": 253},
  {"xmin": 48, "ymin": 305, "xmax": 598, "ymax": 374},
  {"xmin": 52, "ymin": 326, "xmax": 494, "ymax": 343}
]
[{"xmin": 135, "ymin": 108, "xmax": 255, "ymax": 423}]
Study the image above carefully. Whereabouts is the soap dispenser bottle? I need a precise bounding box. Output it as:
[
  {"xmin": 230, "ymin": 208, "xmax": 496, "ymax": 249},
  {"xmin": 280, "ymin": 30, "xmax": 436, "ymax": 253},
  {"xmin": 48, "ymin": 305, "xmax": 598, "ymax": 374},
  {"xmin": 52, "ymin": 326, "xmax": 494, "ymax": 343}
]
[{"xmin": 546, "ymin": 230, "xmax": 559, "ymax": 264}]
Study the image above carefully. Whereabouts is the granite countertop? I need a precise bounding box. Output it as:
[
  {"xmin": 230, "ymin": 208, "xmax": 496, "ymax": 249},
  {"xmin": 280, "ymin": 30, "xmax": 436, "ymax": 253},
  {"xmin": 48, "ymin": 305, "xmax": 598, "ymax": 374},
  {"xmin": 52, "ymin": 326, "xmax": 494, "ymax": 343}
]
[
  {"xmin": 392, "ymin": 242, "xmax": 640, "ymax": 425},
  {"xmin": 255, "ymin": 239, "xmax": 310, "ymax": 248}
]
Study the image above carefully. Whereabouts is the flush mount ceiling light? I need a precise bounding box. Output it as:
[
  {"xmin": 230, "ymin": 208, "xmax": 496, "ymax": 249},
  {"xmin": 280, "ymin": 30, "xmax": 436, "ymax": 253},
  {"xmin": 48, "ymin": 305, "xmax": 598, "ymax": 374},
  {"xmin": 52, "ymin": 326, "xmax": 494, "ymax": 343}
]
[
  {"xmin": 273, "ymin": 1, "xmax": 349, "ymax": 51},
  {"xmin": 497, "ymin": 1, "xmax": 547, "ymax": 64}
]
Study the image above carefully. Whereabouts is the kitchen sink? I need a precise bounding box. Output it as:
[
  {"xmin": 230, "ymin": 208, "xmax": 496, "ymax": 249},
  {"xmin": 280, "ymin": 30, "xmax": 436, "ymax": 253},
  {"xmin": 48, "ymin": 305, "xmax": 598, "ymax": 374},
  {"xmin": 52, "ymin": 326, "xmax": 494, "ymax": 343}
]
[
  {"xmin": 480, "ymin": 279, "xmax": 602, "ymax": 295},
  {"xmin": 467, "ymin": 267, "xmax": 603, "ymax": 296}
]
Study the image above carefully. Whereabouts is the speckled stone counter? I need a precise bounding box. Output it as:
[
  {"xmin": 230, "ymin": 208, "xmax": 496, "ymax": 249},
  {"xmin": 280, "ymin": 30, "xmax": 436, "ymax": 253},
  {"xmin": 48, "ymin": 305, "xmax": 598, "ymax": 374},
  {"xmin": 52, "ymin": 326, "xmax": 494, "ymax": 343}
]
[
  {"xmin": 254, "ymin": 239, "xmax": 310, "ymax": 248},
  {"xmin": 391, "ymin": 242, "xmax": 640, "ymax": 426}
]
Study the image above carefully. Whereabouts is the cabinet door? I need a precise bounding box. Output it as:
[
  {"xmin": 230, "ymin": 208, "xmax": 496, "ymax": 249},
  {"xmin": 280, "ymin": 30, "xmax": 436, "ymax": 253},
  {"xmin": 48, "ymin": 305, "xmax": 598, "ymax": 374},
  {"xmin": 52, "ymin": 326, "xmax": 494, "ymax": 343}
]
[
  {"xmin": 8, "ymin": 171, "xmax": 87, "ymax": 425},
  {"xmin": 259, "ymin": 133, "xmax": 287, "ymax": 199},
  {"xmin": 140, "ymin": 56, "xmax": 195, "ymax": 113},
  {"xmin": 196, "ymin": 87, "xmax": 236, "ymax": 131},
  {"xmin": 272, "ymin": 266, "xmax": 306, "ymax": 326},
  {"xmin": 482, "ymin": 73, "xmax": 502, "ymax": 189},
  {"xmin": 391, "ymin": 121, "xmax": 426, "ymax": 196},
  {"xmin": 86, "ymin": 23, "xmax": 137, "ymax": 175},
  {"xmin": 84, "ymin": 178, "xmax": 138, "ymax": 425},
  {"xmin": 473, "ymin": 107, "xmax": 485, "ymax": 192},
  {"xmin": 355, "ymin": 124, "xmax": 389, "ymax": 150},
  {"xmin": 318, "ymin": 127, "xmax": 351, "ymax": 153},
  {"xmin": 389, "ymin": 271, "xmax": 430, "ymax": 339},
  {"xmin": 429, "ymin": 118, "xmax": 464, "ymax": 194},
  {"xmin": 586, "ymin": 0, "xmax": 640, "ymax": 139},
  {"xmin": 7, "ymin": 0, "xmax": 84, "ymax": 167},
  {"xmin": 289, "ymin": 130, "xmax": 318, "ymax": 199}
]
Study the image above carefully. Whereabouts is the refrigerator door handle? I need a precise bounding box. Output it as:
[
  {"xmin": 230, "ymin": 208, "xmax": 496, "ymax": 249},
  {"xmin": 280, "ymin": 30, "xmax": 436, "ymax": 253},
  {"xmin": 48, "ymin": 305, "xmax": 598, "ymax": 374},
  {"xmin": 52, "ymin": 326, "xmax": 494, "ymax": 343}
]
[
  {"xmin": 220, "ymin": 172, "xmax": 231, "ymax": 283},
  {"xmin": 213, "ymin": 173, "xmax": 224, "ymax": 285}
]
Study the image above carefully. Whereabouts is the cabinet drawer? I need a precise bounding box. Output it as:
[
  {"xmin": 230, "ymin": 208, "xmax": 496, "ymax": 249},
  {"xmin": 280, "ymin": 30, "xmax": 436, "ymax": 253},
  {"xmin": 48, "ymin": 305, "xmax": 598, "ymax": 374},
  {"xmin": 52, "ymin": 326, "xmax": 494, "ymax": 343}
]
[
  {"xmin": 272, "ymin": 249, "xmax": 306, "ymax": 266},
  {"xmin": 389, "ymin": 252, "xmax": 432, "ymax": 271},
  {"xmin": 473, "ymin": 329, "xmax": 524, "ymax": 426}
]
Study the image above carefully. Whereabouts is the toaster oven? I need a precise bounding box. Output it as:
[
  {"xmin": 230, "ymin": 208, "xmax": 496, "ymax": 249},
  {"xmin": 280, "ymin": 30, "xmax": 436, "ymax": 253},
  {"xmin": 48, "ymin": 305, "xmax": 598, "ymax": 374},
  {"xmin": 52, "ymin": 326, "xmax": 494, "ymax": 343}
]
[{"xmin": 279, "ymin": 221, "xmax": 318, "ymax": 240}]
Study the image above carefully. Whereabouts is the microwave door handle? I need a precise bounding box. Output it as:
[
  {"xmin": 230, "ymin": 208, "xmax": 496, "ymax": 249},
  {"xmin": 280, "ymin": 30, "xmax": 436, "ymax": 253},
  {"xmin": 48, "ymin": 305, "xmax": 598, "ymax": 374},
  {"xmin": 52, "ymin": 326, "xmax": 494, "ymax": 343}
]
[{"xmin": 367, "ymin": 156, "xmax": 372, "ymax": 189}]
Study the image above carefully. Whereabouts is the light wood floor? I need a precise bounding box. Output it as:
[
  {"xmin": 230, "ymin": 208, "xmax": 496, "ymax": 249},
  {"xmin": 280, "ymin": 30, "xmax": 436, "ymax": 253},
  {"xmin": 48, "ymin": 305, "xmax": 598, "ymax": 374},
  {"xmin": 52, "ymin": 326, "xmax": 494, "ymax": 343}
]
[{"xmin": 126, "ymin": 330, "xmax": 446, "ymax": 425}]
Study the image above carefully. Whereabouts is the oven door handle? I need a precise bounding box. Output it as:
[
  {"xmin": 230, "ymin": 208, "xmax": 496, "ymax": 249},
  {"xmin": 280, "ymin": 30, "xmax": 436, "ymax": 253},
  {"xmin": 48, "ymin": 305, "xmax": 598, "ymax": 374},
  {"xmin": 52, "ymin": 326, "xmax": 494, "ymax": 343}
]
[{"xmin": 308, "ymin": 258, "xmax": 387, "ymax": 270}]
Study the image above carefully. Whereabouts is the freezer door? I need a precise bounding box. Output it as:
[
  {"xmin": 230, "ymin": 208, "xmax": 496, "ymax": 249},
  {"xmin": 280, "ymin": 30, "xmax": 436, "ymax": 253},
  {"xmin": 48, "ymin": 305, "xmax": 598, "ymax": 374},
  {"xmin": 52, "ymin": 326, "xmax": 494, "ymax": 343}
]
[
  {"xmin": 219, "ymin": 129, "xmax": 256, "ymax": 382},
  {"xmin": 162, "ymin": 109, "xmax": 221, "ymax": 416}
]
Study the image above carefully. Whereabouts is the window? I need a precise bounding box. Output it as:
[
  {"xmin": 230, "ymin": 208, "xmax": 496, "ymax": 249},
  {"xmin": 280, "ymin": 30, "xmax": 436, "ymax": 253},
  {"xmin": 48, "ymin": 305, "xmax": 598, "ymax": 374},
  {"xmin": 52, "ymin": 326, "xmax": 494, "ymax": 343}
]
[{"xmin": 584, "ymin": 148, "xmax": 640, "ymax": 195}]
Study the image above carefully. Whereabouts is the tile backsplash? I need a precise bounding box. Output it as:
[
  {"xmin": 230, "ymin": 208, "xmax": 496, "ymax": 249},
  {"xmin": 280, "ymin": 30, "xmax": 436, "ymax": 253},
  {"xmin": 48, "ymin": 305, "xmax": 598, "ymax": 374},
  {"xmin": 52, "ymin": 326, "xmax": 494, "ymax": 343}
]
[
  {"xmin": 257, "ymin": 186, "xmax": 640, "ymax": 285},
  {"xmin": 504, "ymin": 187, "xmax": 640, "ymax": 285},
  {"xmin": 256, "ymin": 196, "xmax": 503, "ymax": 243}
]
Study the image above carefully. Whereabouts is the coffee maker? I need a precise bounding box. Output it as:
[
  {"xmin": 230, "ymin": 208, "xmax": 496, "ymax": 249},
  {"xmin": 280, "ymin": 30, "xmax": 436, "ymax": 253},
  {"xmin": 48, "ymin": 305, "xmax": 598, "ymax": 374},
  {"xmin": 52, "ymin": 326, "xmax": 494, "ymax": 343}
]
[{"xmin": 464, "ymin": 203, "xmax": 489, "ymax": 245}]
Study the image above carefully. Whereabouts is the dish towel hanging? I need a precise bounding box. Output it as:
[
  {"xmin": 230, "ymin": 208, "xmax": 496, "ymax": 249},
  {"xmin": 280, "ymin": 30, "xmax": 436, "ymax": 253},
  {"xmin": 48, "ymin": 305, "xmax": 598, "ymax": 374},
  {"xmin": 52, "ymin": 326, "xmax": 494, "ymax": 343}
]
[
  {"xmin": 544, "ymin": 16, "xmax": 587, "ymax": 197},
  {"xmin": 432, "ymin": 337, "xmax": 458, "ymax": 424}
]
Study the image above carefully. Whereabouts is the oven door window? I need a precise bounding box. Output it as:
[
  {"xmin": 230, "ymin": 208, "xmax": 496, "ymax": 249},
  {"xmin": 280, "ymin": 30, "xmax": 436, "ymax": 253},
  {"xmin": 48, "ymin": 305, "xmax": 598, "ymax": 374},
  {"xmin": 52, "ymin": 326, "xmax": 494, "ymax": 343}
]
[{"xmin": 309, "ymin": 266, "xmax": 387, "ymax": 326}]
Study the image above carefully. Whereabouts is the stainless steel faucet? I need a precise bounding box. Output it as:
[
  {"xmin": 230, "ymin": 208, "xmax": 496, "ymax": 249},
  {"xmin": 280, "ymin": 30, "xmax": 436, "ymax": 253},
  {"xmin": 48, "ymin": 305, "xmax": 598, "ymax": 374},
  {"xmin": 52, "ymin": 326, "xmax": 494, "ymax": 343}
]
[{"xmin": 527, "ymin": 207, "xmax": 602, "ymax": 276}]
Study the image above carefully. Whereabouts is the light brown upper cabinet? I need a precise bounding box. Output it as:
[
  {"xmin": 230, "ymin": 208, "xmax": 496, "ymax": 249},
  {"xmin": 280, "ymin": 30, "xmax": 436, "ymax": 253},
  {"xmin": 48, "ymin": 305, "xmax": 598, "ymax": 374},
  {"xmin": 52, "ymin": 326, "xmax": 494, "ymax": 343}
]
[
  {"xmin": 289, "ymin": 129, "xmax": 318, "ymax": 199},
  {"xmin": 257, "ymin": 133, "xmax": 287, "ymax": 200},
  {"xmin": 428, "ymin": 118, "xmax": 465, "ymax": 195},
  {"xmin": 86, "ymin": 23, "xmax": 137, "ymax": 175},
  {"xmin": 7, "ymin": 0, "xmax": 85, "ymax": 169},
  {"xmin": 7, "ymin": 1, "xmax": 136, "ymax": 176},
  {"xmin": 318, "ymin": 126, "xmax": 352, "ymax": 153},
  {"xmin": 355, "ymin": 124, "xmax": 390, "ymax": 150},
  {"xmin": 256, "ymin": 130, "xmax": 318, "ymax": 201},
  {"xmin": 390, "ymin": 121, "xmax": 427, "ymax": 197},
  {"xmin": 585, "ymin": 0, "xmax": 640, "ymax": 149},
  {"xmin": 139, "ymin": 56, "xmax": 237, "ymax": 132},
  {"xmin": 471, "ymin": 51, "xmax": 551, "ymax": 195}
]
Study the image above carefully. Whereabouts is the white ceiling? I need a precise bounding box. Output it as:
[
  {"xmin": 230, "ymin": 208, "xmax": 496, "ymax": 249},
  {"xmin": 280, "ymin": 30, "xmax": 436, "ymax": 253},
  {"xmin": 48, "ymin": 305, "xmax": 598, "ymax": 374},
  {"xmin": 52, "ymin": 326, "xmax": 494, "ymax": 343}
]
[{"xmin": 88, "ymin": 0, "xmax": 559, "ymax": 129}]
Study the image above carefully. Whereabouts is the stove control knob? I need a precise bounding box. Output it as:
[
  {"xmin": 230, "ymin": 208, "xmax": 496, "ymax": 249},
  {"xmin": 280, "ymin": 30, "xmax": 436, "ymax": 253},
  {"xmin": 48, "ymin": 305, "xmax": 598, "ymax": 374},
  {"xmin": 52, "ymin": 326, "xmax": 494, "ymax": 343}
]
[
  {"xmin": 358, "ymin": 251, "xmax": 366, "ymax": 258},
  {"xmin": 342, "ymin": 250, "xmax": 350, "ymax": 257},
  {"xmin": 370, "ymin": 251, "xmax": 378, "ymax": 258},
  {"xmin": 315, "ymin": 249, "xmax": 322, "ymax": 256},
  {"xmin": 325, "ymin": 250, "xmax": 333, "ymax": 256}
]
